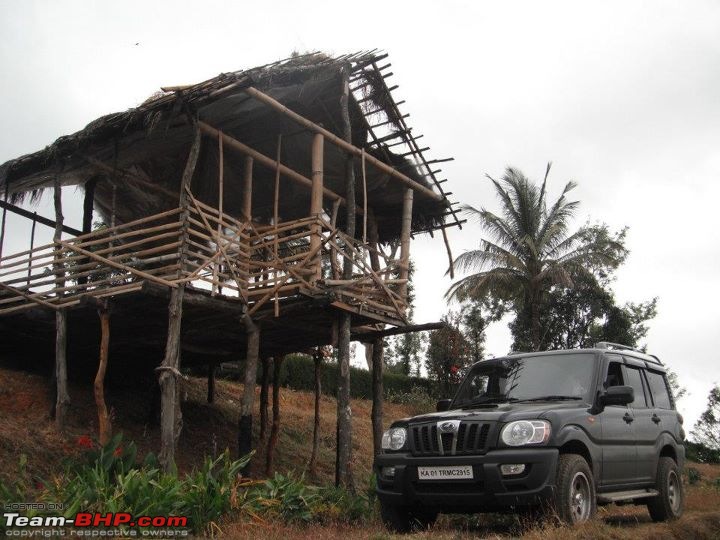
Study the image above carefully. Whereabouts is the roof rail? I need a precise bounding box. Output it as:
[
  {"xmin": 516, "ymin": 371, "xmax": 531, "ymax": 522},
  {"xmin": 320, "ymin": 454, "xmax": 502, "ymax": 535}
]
[{"xmin": 595, "ymin": 342, "xmax": 663, "ymax": 366}]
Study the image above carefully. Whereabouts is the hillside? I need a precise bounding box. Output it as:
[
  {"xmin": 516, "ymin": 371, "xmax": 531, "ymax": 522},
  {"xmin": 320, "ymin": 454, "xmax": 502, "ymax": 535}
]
[{"xmin": 1, "ymin": 366, "xmax": 719, "ymax": 539}]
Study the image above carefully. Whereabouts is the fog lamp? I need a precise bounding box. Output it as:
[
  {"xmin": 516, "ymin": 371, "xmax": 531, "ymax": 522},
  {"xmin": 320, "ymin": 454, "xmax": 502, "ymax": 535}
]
[
  {"xmin": 500, "ymin": 463, "xmax": 526, "ymax": 476},
  {"xmin": 381, "ymin": 466, "xmax": 396, "ymax": 478}
]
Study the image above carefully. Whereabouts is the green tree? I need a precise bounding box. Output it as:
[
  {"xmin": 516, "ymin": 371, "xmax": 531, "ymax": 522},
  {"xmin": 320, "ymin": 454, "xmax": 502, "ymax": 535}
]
[
  {"xmin": 447, "ymin": 165, "xmax": 626, "ymax": 351},
  {"xmin": 425, "ymin": 312, "xmax": 471, "ymax": 396},
  {"xmin": 691, "ymin": 385, "xmax": 720, "ymax": 450}
]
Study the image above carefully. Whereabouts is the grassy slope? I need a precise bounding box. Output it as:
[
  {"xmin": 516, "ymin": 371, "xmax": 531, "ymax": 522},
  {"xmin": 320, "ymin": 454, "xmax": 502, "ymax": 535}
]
[{"xmin": 1, "ymin": 366, "xmax": 719, "ymax": 539}]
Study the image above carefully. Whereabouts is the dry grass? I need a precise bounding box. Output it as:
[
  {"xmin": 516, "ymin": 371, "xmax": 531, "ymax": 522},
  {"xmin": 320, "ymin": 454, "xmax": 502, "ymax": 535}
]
[{"xmin": 1, "ymin": 365, "xmax": 719, "ymax": 539}]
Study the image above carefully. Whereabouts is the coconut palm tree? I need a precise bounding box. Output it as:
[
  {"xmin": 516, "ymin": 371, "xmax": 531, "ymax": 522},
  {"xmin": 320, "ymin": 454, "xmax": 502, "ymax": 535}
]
[{"xmin": 446, "ymin": 164, "xmax": 626, "ymax": 351}]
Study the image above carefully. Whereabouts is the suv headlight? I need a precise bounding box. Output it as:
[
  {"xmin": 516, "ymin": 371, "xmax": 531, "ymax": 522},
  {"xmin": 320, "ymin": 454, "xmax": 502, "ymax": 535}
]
[
  {"xmin": 501, "ymin": 420, "xmax": 551, "ymax": 446},
  {"xmin": 381, "ymin": 427, "xmax": 407, "ymax": 451}
]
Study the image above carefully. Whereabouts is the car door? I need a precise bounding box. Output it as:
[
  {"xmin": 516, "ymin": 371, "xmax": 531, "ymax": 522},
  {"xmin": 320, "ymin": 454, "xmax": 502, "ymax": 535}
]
[
  {"xmin": 622, "ymin": 361, "xmax": 655, "ymax": 483},
  {"xmin": 643, "ymin": 368, "xmax": 677, "ymax": 466},
  {"xmin": 599, "ymin": 356, "xmax": 637, "ymax": 487}
]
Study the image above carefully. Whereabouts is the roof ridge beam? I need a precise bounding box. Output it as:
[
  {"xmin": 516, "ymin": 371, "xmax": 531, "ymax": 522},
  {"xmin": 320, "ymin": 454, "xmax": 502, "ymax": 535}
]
[{"xmin": 242, "ymin": 87, "xmax": 442, "ymax": 202}]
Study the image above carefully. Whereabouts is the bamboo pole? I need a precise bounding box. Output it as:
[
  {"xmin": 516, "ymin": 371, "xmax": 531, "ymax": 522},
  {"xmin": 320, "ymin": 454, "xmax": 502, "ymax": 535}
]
[
  {"xmin": 368, "ymin": 213, "xmax": 384, "ymax": 456},
  {"xmin": 158, "ymin": 124, "xmax": 201, "ymax": 472},
  {"xmin": 27, "ymin": 214, "xmax": 36, "ymax": 286},
  {"xmin": 199, "ymin": 122, "xmax": 354, "ymax": 211},
  {"xmin": 273, "ymin": 135, "xmax": 282, "ymax": 317},
  {"xmin": 0, "ymin": 184, "xmax": 8, "ymax": 261},
  {"xmin": 243, "ymin": 156, "xmax": 253, "ymax": 222},
  {"xmin": 243, "ymin": 86, "xmax": 443, "ymax": 202},
  {"xmin": 95, "ymin": 303, "xmax": 112, "ymax": 445},
  {"xmin": 310, "ymin": 133, "xmax": 324, "ymax": 283},
  {"xmin": 399, "ymin": 188, "xmax": 413, "ymax": 303},
  {"xmin": 212, "ymin": 131, "xmax": 224, "ymax": 296}
]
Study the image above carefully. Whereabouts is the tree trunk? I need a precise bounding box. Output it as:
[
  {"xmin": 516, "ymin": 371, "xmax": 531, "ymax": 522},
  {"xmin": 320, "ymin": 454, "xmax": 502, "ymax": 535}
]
[
  {"xmin": 259, "ymin": 357, "xmax": 271, "ymax": 440},
  {"xmin": 53, "ymin": 176, "xmax": 70, "ymax": 431},
  {"xmin": 158, "ymin": 122, "xmax": 201, "ymax": 472},
  {"xmin": 265, "ymin": 354, "xmax": 284, "ymax": 476},
  {"xmin": 94, "ymin": 305, "xmax": 112, "ymax": 445},
  {"xmin": 336, "ymin": 64, "xmax": 355, "ymax": 491},
  {"xmin": 371, "ymin": 338, "xmax": 384, "ymax": 456},
  {"xmin": 531, "ymin": 287, "xmax": 541, "ymax": 351},
  {"xmin": 239, "ymin": 315, "xmax": 260, "ymax": 469},
  {"xmin": 308, "ymin": 349, "xmax": 322, "ymax": 478}
]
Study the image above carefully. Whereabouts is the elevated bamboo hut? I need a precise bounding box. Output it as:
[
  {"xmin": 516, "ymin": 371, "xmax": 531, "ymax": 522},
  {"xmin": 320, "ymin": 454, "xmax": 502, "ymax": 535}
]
[{"xmin": 0, "ymin": 51, "xmax": 462, "ymax": 478}]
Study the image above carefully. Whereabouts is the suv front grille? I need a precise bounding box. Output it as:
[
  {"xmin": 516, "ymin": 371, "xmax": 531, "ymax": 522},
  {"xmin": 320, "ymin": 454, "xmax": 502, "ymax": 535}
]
[{"xmin": 411, "ymin": 421, "xmax": 491, "ymax": 456}]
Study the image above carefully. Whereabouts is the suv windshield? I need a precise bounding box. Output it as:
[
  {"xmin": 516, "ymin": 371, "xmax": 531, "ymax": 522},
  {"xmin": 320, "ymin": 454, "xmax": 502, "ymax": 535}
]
[{"xmin": 452, "ymin": 353, "xmax": 596, "ymax": 408}]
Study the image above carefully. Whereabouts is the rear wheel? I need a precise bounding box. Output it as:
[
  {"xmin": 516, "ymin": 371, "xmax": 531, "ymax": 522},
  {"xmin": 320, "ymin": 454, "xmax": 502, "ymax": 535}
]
[
  {"xmin": 647, "ymin": 457, "xmax": 684, "ymax": 521},
  {"xmin": 552, "ymin": 454, "xmax": 597, "ymax": 524}
]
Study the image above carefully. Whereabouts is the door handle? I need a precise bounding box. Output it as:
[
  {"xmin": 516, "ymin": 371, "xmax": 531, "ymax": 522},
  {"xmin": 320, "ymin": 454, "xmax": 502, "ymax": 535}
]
[
  {"xmin": 623, "ymin": 412, "xmax": 634, "ymax": 424},
  {"xmin": 652, "ymin": 414, "xmax": 661, "ymax": 424}
]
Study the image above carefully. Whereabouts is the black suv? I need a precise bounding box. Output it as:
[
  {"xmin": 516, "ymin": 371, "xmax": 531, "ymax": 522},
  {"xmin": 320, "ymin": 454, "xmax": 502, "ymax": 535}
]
[{"xmin": 375, "ymin": 343, "xmax": 685, "ymax": 532}]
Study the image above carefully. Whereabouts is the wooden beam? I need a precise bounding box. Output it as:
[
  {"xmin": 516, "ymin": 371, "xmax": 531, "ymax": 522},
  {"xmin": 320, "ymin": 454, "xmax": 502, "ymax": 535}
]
[
  {"xmin": 198, "ymin": 122, "xmax": 354, "ymax": 211},
  {"xmin": 239, "ymin": 313, "xmax": 260, "ymax": 471},
  {"xmin": 352, "ymin": 321, "xmax": 445, "ymax": 340},
  {"xmin": 243, "ymin": 86, "xmax": 443, "ymax": 202},
  {"xmin": 0, "ymin": 199, "xmax": 83, "ymax": 236},
  {"xmin": 242, "ymin": 156, "xmax": 253, "ymax": 221}
]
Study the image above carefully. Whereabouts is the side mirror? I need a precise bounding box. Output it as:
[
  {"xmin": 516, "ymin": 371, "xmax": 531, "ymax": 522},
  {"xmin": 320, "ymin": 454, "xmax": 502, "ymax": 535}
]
[
  {"xmin": 600, "ymin": 385, "xmax": 634, "ymax": 407},
  {"xmin": 436, "ymin": 399, "xmax": 452, "ymax": 412}
]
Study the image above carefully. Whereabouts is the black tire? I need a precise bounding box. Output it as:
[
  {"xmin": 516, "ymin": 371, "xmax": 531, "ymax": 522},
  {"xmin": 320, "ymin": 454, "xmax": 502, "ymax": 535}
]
[
  {"xmin": 552, "ymin": 454, "xmax": 597, "ymax": 524},
  {"xmin": 379, "ymin": 501, "xmax": 437, "ymax": 533},
  {"xmin": 647, "ymin": 456, "xmax": 684, "ymax": 522}
]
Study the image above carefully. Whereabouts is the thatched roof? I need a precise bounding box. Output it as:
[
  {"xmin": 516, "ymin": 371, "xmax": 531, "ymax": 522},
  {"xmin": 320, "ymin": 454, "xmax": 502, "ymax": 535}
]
[{"xmin": 0, "ymin": 51, "xmax": 458, "ymax": 242}]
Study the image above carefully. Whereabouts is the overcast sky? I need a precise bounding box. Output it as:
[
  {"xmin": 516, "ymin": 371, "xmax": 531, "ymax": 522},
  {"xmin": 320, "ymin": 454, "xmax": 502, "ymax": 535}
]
[{"xmin": 1, "ymin": 1, "xmax": 718, "ymax": 432}]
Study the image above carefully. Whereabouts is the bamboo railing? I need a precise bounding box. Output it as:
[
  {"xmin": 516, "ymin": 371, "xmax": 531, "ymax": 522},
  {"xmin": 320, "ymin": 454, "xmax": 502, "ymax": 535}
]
[{"xmin": 0, "ymin": 208, "xmax": 406, "ymax": 322}]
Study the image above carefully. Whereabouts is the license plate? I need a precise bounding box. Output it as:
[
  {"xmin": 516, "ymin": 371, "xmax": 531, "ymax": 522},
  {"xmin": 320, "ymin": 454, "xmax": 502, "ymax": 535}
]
[{"xmin": 417, "ymin": 465, "xmax": 474, "ymax": 480}]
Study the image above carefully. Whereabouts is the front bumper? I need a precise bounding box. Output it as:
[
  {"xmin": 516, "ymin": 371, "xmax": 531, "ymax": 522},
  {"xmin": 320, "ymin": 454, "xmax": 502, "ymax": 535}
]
[{"xmin": 374, "ymin": 448, "xmax": 558, "ymax": 512}]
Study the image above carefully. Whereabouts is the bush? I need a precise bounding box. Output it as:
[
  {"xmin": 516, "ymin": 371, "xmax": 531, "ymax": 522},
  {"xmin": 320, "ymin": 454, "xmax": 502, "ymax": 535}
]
[
  {"xmin": 687, "ymin": 467, "xmax": 702, "ymax": 485},
  {"xmin": 686, "ymin": 440, "xmax": 720, "ymax": 464},
  {"xmin": 239, "ymin": 472, "xmax": 373, "ymax": 524},
  {"xmin": 386, "ymin": 385, "xmax": 436, "ymax": 415},
  {"xmin": 238, "ymin": 353, "xmax": 438, "ymax": 400},
  {"xmin": 46, "ymin": 434, "xmax": 251, "ymax": 534}
]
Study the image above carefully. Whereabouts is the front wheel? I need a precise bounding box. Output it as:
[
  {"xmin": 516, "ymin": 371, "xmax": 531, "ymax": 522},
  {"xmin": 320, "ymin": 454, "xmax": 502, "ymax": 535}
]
[
  {"xmin": 552, "ymin": 454, "xmax": 597, "ymax": 524},
  {"xmin": 647, "ymin": 457, "xmax": 684, "ymax": 521}
]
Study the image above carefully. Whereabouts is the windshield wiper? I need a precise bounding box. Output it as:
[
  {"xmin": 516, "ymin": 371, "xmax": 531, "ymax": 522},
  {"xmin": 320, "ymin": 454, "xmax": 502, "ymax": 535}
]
[
  {"xmin": 513, "ymin": 395, "xmax": 583, "ymax": 402},
  {"xmin": 459, "ymin": 396, "xmax": 519, "ymax": 409}
]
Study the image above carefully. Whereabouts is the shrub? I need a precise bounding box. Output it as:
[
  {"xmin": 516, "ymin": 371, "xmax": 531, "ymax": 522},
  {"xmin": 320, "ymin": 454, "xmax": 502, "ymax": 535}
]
[
  {"xmin": 239, "ymin": 472, "xmax": 374, "ymax": 524},
  {"xmin": 46, "ymin": 434, "xmax": 251, "ymax": 534},
  {"xmin": 687, "ymin": 467, "xmax": 702, "ymax": 485},
  {"xmin": 386, "ymin": 385, "xmax": 436, "ymax": 415}
]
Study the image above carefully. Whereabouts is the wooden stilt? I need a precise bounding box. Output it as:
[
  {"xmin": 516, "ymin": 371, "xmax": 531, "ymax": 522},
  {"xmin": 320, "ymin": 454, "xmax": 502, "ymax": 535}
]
[
  {"xmin": 265, "ymin": 354, "xmax": 284, "ymax": 476},
  {"xmin": 53, "ymin": 176, "xmax": 70, "ymax": 431},
  {"xmin": 259, "ymin": 357, "xmax": 271, "ymax": 441},
  {"xmin": 336, "ymin": 66, "xmax": 355, "ymax": 491},
  {"xmin": 158, "ymin": 125, "xmax": 201, "ymax": 472},
  {"xmin": 308, "ymin": 347, "xmax": 322, "ymax": 478},
  {"xmin": 95, "ymin": 302, "xmax": 112, "ymax": 445},
  {"xmin": 238, "ymin": 314, "xmax": 260, "ymax": 468},
  {"xmin": 207, "ymin": 363, "xmax": 216, "ymax": 404},
  {"xmin": 368, "ymin": 214, "xmax": 384, "ymax": 456}
]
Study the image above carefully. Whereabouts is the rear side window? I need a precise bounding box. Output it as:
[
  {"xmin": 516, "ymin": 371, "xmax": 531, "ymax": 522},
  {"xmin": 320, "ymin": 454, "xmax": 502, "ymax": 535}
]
[
  {"xmin": 645, "ymin": 370, "xmax": 673, "ymax": 409},
  {"xmin": 623, "ymin": 366, "xmax": 648, "ymax": 408}
]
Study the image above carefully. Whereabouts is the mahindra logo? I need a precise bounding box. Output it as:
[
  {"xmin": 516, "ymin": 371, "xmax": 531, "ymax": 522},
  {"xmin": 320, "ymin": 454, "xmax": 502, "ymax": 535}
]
[{"xmin": 439, "ymin": 420, "xmax": 460, "ymax": 433}]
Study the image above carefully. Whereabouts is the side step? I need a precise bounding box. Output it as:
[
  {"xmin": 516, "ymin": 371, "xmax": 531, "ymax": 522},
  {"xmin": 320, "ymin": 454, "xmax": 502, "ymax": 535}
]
[{"xmin": 597, "ymin": 489, "xmax": 659, "ymax": 503}]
